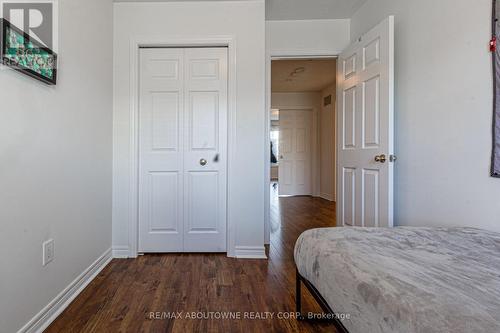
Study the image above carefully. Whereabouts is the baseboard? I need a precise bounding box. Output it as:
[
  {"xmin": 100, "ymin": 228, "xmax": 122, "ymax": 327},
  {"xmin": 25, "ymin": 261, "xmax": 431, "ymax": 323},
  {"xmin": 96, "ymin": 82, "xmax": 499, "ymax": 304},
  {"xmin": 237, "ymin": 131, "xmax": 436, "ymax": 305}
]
[
  {"xmin": 112, "ymin": 245, "xmax": 130, "ymax": 258},
  {"xmin": 234, "ymin": 246, "xmax": 267, "ymax": 259},
  {"xmin": 319, "ymin": 192, "xmax": 335, "ymax": 202},
  {"xmin": 17, "ymin": 248, "xmax": 113, "ymax": 333}
]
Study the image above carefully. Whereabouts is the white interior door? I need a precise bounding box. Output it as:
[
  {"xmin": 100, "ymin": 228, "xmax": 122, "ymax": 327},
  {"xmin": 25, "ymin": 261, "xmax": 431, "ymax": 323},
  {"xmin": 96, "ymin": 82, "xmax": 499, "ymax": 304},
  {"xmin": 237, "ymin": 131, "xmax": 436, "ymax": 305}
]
[
  {"xmin": 139, "ymin": 47, "xmax": 228, "ymax": 253},
  {"xmin": 279, "ymin": 109, "xmax": 312, "ymax": 196},
  {"xmin": 337, "ymin": 16, "xmax": 394, "ymax": 227}
]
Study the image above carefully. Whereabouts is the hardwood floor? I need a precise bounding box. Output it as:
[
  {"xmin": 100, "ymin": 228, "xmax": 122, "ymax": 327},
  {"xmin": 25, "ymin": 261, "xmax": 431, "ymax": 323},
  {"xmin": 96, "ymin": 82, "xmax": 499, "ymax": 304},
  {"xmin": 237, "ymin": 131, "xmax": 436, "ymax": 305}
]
[{"xmin": 46, "ymin": 185, "xmax": 337, "ymax": 333}]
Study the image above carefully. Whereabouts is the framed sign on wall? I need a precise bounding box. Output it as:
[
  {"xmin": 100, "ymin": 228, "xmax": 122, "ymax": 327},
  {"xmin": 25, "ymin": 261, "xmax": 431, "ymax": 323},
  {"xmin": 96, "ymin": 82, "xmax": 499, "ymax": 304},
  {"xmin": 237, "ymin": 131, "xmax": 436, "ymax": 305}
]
[{"xmin": 0, "ymin": 18, "xmax": 57, "ymax": 85}]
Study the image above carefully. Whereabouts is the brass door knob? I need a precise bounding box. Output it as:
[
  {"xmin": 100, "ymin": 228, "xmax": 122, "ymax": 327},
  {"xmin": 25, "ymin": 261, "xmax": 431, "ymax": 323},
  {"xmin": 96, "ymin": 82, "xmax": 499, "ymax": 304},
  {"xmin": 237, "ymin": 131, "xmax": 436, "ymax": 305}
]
[{"xmin": 374, "ymin": 154, "xmax": 387, "ymax": 163}]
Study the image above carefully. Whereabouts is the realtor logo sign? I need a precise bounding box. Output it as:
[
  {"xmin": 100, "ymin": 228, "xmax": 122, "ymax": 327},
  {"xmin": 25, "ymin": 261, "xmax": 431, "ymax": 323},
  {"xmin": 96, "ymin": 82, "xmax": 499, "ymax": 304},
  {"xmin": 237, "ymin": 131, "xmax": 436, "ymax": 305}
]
[{"xmin": 0, "ymin": 0, "xmax": 57, "ymax": 52}]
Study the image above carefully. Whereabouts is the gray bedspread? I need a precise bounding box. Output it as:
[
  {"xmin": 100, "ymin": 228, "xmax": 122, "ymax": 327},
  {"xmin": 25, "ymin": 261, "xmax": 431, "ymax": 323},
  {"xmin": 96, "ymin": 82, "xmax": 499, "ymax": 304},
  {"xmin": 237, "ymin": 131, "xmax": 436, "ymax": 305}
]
[{"xmin": 294, "ymin": 227, "xmax": 500, "ymax": 333}]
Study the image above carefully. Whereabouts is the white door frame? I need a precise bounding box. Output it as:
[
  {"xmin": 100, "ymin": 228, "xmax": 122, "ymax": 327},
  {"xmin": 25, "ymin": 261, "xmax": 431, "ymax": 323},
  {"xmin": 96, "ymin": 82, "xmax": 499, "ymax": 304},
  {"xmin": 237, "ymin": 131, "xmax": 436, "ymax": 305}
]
[
  {"xmin": 265, "ymin": 52, "xmax": 338, "ymax": 244},
  {"xmin": 128, "ymin": 35, "xmax": 237, "ymax": 257}
]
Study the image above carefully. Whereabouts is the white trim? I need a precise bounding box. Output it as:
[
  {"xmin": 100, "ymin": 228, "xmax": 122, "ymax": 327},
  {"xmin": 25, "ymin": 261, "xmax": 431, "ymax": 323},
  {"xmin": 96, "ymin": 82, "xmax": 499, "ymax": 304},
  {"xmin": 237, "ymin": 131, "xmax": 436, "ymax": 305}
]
[
  {"xmin": 319, "ymin": 192, "xmax": 335, "ymax": 202},
  {"xmin": 270, "ymin": 50, "xmax": 342, "ymax": 58},
  {"xmin": 127, "ymin": 35, "xmax": 238, "ymax": 258},
  {"xmin": 112, "ymin": 246, "xmax": 130, "ymax": 258},
  {"xmin": 114, "ymin": 0, "xmax": 264, "ymax": 4},
  {"xmin": 17, "ymin": 248, "xmax": 112, "ymax": 333},
  {"xmin": 234, "ymin": 246, "xmax": 267, "ymax": 259},
  {"xmin": 264, "ymin": 34, "xmax": 271, "ymax": 245}
]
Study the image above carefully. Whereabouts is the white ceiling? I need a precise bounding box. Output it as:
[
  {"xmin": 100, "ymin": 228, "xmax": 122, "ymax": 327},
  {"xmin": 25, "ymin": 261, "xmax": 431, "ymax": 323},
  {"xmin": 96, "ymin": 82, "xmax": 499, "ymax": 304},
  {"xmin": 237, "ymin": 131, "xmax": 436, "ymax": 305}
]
[
  {"xmin": 272, "ymin": 59, "xmax": 336, "ymax": 92},
  {"xmin": 266, "ymin": 0, "xmax": 367, "ymax": 20},
  {"xmin": 114, "ymin": 0, "xmax": 368, "ymax": 20}
]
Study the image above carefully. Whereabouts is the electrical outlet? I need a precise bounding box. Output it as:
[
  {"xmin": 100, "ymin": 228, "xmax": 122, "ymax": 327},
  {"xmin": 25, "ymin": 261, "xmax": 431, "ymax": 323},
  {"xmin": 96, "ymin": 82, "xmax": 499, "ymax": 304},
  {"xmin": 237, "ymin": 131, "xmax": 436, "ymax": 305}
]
[{"xmin": 42, "ymin": 239, "xmax": 54, "ymax": 266}]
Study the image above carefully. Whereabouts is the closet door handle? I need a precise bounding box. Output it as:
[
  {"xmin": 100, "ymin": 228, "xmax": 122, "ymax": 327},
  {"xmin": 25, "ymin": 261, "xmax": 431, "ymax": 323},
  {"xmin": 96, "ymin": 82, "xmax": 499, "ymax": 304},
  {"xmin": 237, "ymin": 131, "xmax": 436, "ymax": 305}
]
[
  {"xmin": 374, "ymin": 154, "xmax": 387, "ymax": 163},
  {"xmin": 200, "ymin": 158, "xmax": 207, "ymax": 166}
]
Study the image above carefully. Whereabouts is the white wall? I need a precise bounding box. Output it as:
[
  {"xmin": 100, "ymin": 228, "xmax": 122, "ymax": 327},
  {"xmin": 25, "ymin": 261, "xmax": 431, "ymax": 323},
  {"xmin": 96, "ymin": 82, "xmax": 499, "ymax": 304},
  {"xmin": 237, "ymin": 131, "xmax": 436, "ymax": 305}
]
[
  {"xmin": 351, "ymin": 0, "xmax": 500, "ymax": 231},
  {"xmin": 320, "ymin": 83, "xmax": 336, "ymax": 201},
  {"xmin": 113, "ymin": 1, "xmax": 266, "ymax": 257},
  {"xmin": 0, "ymin": 0, "xmax": 113, "ymax": 331},
  {"xmin": 272, "ymin": 92, "xmax": 322, "ymax": 109},
  {"xmin": 266, "ymin": 19, "xmax": 350, "ymax": 56},
  {"xmin": 272, "ymin": 92, "xmax": 322, "ymax": 197}
]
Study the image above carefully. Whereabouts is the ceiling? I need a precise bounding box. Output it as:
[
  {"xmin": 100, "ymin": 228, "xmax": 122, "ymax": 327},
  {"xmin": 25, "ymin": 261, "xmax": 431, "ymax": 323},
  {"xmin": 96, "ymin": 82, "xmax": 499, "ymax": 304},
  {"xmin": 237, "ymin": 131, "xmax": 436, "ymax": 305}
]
[
  {"xmin": 272, "ymin": 59, "xmax": 336, "ymax": 93},
  {"xmin": 114, "ymin": 0, "xmax": 368, "ymax": 20}
]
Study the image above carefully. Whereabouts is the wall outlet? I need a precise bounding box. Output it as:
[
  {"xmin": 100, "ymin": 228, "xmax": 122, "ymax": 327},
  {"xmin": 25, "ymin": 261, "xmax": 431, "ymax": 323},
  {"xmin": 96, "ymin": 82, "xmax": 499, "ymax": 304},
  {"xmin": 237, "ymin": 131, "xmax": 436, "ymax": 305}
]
[{"xmin": 42, "ymin": 239, "xmax": 55, "ymax": 266}]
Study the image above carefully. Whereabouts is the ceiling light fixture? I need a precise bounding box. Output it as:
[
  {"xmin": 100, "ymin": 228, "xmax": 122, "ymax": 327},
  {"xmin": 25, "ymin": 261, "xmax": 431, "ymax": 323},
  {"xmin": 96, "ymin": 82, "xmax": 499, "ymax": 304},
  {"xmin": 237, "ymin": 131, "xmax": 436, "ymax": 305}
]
[{"xmin": 294, "ymin": 67, "xmax": 306, "ymax": 74}]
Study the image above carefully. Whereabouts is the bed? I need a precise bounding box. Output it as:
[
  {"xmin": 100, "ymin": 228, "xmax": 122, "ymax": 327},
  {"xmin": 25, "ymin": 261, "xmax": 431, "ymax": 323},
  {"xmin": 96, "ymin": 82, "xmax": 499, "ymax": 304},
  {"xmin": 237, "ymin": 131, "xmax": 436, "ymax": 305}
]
[{"xmin": 294, "ymin": 227, "xmax": 500, "ymax": 333}]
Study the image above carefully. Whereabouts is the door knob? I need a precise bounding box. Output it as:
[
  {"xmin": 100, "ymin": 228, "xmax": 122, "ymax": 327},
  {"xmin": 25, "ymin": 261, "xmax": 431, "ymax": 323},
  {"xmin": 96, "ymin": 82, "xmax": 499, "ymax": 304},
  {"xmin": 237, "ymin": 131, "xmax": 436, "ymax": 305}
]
[
  {"xmin": 200, "ymin": 158, "xmax": 207, "ymax": 166},
  {"xmin": 374, "ymin": 154, "xmax": 387, "ymax": 163}
]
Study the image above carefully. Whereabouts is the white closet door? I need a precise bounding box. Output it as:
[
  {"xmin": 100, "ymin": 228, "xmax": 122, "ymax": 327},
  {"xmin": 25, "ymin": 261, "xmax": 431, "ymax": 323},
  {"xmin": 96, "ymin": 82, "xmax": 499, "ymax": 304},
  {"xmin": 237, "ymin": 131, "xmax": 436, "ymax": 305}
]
[
  {"xmin": 183, "ymin": 48, "xmax": 227, "ymax": 252},
  {"xmin": 138, "ymin": 47, "xmax": 228, "ymax": 253},
  {"xmin": 139, "ymin": 48, "xmax": 185, "ymax": 252}
]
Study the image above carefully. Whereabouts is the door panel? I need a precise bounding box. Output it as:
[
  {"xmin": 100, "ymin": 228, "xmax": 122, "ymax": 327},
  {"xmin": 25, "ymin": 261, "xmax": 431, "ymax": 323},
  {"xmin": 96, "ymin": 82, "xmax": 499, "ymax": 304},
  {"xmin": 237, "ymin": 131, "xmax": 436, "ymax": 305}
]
[
  {"xmin": 362, "ymin": 76, "xmax": 380, "ymax": 148},
  {"xmin": 139, "ymin": 47, "xmax": 227, "ymax": 253},
  {"xmin": 337, "ymin": 16, "xmax": 394, "ymax": 228},
  {"xmin": 343, "ymin": 87, "xmax": 356, "ymax": 149},
  {"xmin": 342, "ymin": 167, "xmax": 356, "ymax": 226},
  {"xmin": 151, "ymin": 92, "xmax": 179, "ymax": 150},
  {"xmin": 187, "ymin": 172, "xmax": 219, "ymax": 232},
  {"xmin": 189, "ymin": 91, "xmax": 219, "ymax": 150},
  {"xmin": 362, "ymin": 169, "xmax": 379, "ymax": 227},
  {"xmin": 183, "ymin": 48, "xmax": 227, "ymax": 252},
  {"xmin": 279, "ymin": 109, "xmax": 312, "ymax": 196},
  {"xmin": 148, "ymin": 172, "xmax": 180, "ymax": 232},
  {"xmin": 139, "ymin": 48, "xmax": 184, "ymax": 252}
]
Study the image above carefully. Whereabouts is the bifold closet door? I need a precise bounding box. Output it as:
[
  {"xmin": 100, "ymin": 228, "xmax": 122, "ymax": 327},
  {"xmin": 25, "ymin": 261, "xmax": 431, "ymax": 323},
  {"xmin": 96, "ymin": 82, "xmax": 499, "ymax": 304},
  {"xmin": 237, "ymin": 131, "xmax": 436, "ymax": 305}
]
[{"xmin": 138, "ymin": 47, "xmax": 228, "ymax": 253}]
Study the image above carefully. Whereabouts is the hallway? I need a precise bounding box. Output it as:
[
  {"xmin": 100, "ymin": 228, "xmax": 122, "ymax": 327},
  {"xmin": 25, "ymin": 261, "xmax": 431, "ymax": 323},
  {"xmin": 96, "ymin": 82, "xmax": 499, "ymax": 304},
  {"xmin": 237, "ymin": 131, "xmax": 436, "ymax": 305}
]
[{"xmin": 46, "ymin": 188, "xmax": 337, "ymax": 333}]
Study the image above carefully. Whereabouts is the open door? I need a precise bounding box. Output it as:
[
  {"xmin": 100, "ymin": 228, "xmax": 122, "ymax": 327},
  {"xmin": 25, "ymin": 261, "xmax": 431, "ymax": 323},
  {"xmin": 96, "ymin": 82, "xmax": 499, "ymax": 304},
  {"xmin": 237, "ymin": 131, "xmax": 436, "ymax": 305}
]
[{"xmin": 337, "ymin": 16, "xmax": 394, "ymax": 227}]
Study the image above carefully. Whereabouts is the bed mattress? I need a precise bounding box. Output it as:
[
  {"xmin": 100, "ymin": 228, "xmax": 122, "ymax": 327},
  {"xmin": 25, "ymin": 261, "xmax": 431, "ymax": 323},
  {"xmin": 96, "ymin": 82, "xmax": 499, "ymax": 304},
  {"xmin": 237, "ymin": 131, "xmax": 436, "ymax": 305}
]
[{"xmin": 294, "ymin": 227, "xmax": 500, "ymax": 333}]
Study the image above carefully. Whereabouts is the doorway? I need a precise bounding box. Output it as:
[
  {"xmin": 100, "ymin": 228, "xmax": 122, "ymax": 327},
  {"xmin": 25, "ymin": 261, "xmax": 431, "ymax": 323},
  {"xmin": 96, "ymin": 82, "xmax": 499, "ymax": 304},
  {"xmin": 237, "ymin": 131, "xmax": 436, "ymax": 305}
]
[
  {"xmin": 138, "ymin": 47, "xmax": 228, "ymax": 253},
  {"xmin": 268, "ymin": 58, "xmax": 337, "ymax": 219},
  {"xmin": 265, "ymin": 17, "xmax": 394, "ymax": 244}
]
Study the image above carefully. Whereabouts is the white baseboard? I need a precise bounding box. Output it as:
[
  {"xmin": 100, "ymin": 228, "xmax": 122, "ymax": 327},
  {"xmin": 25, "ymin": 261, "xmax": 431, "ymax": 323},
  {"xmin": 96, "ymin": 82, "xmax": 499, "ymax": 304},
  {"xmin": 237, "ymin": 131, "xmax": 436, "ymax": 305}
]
[
  {"xmin": 319, "ymin": 192, "xmax": 335, "ymax": 202},
  {"xmin": 17, "ymin": 248, "xmax": 113, "ymax": 333},
  {"xmin": 234, "ymin": 246, "xmax": 267, "ymax": 259},
  {"xmin": 112, "ymin": 245, "xmax": 130, "ymax": 258}
]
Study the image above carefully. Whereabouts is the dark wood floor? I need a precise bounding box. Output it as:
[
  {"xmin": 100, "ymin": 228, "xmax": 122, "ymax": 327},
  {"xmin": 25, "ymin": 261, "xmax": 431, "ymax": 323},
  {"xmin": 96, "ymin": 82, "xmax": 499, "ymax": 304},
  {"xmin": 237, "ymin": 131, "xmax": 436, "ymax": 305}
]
[{"xmin": 46, "ymin": 185, "xmax": 337, "ymax": 333}]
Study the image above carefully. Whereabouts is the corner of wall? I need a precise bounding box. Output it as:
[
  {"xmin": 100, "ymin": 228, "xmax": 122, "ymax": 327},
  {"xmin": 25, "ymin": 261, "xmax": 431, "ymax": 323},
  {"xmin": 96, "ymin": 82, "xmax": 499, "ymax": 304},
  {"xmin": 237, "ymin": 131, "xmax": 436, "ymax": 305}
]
[{"xmin": 17, "ymin": 249, "xmax": 112, "ymax": 333}]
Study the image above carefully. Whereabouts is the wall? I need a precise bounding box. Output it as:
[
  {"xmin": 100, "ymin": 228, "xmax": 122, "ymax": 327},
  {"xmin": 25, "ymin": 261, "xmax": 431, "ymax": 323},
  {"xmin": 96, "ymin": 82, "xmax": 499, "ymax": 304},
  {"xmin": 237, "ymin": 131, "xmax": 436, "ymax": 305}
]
[
  {"xmin": 271, "ymin": 92, "xmax": 322, "ymax": 197},
  {"xmin": 113, "ymin": 1, "xmax": 266, "ymax": 257},
  {"xmin": 0, "ymin": 0, "xmax": 113, "ymax": 331},
  {"xmin": 320, "ymin": 83, "xmax": 336, "ymax": 201},
  {"xmin": 351, "ymin": 0, "xmax": 500, "ymax": 231},
  {"xmin": 266, "ymin": 19, "xmax": 350, "ymax": 56}
]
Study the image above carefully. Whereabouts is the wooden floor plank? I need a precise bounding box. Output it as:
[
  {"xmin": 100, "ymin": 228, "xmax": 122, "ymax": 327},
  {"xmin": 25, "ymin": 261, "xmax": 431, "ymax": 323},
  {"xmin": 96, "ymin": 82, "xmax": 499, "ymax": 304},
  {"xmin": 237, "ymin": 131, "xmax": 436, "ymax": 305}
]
[{"xmin": 45, "ymin": 185, "xmax": 337, "ymax": 333}]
